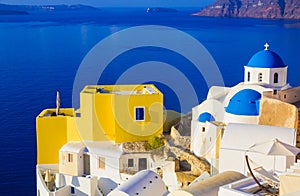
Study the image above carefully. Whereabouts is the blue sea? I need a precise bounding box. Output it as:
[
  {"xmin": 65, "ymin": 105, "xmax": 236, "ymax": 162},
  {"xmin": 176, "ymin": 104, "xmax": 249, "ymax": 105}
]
[{"xmin": 0, "ymin": 7, "xmax": 299, "ymax": 195}]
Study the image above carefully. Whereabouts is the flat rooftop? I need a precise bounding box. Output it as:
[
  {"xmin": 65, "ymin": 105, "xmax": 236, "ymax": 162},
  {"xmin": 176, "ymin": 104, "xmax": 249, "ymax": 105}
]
[
  {"xmin": 220, "ymin": 176, "xmax": 278, "ymax": 196},
  {"xmin": 37, "ymin": 108, "xmax": 75, "ymax": 118},
  {"xmin": 81, "ymin": 84, "xmax": 162, "ymax": 95}
]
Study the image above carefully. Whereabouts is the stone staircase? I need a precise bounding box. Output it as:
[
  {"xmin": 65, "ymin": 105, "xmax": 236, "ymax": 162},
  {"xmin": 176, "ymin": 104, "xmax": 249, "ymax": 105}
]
[{"xmin": 286, "ymin": 159, "xmax": 300, "ymax": 174}]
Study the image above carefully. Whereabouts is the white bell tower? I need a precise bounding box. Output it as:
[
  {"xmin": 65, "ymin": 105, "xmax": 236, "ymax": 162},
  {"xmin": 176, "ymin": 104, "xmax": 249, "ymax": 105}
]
[{"xmin": 244, "ymin": 43, "xmax": 288, "ymax": 89}]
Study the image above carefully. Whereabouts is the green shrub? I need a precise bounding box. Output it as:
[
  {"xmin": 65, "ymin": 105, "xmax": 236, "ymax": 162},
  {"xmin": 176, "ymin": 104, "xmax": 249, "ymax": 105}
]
[{"xmin": 145, "ymin": 135, "xmax": 165, "ymax": 151}]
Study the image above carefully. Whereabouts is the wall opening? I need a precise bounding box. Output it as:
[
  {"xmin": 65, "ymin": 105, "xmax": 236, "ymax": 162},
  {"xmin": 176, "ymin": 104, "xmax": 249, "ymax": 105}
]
[
  {"xmin": 247, "ymin": 71, "xmax": 250, "ymax": 82},
  {"xmin": 135, "ymin": 107, "xmax": 145, "ymax": 121},
  {"xmin": 98, "ymin": 157, "xmax": 106, "ymax": 169},
  {"xmin": 71, "ymin": 187, "xmax": 75, "ymax": 194},
  {"xmin": 274, "ymin": 72, "xmax": 278, "ymax": 83},
  {"xmin": 258, "ymin": 73, "xmax": 262, "ymax": 82},
  {"xmin": 138, "ymin": 158, "xmax": 147, "ymax": 171},
  {"xmin": 128, "ymin": 159, "xmax": 134, "ymax": 167},
  {"xmin": 179, "ymin": 160, "xmax": 191, "ymax": 171},
  {"xmin": 68, "ymin": 153, "xmax": 73, "ymax": 163},
  {"xmin": 83, "ymin": 154, "xmax": 90, "ymax": 175}
]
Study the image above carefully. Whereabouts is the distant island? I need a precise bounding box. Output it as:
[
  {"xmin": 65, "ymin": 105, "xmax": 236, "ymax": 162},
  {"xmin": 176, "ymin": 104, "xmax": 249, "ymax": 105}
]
[
  {"xmin": 0, "ymin": 3, "xmax": 99, "ymax": 15},
  {"xmin": 146, "ymin": 7, "xmax": 178, "ymax": 13},
  {"xmin": 193, "ymin": 0, "xmax": 300, "ymax": 20}
]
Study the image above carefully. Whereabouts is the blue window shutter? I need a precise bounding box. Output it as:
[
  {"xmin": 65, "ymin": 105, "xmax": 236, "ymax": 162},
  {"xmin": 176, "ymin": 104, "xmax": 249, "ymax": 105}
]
[{"xmin": 136, "ymin": 107, "xmax": 144, "ymax": 120}]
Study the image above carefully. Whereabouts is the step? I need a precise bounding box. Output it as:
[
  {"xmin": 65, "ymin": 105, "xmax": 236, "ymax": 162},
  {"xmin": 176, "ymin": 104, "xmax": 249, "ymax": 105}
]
[{"xmin": 290, "ymin": 165, "xmax": 300, "ymax": 170}]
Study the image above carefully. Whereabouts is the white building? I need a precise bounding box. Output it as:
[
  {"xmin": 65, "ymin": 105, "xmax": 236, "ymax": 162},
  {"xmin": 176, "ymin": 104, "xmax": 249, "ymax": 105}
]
[
  {"xmin": 169, "ymin": 171, "xmax": 245, "ymax": 196},
  {"xmin": 219, "ymin": 123, "xmax": 297, "ymax": 175},
  {"xmin": 218, "ymin": 159, "xmax": 300, "ymax": 196},
  {"xmin": 85, "ymin": 141, "xmax": 123, "ymax": 183},
  {"xmin": 36, "ymin": 140, "xmax": 179, "ymax": 196},
  {"xmin": 59, "ymin": 142, "xmax": 86, "ymax": 177},
  {"xmin": 218, "ymin": 175, "xmax": 270, "ymax": 196},
  {"xmin": 191, "ymin": 44, "xmax": 290, "ymax": 168}
]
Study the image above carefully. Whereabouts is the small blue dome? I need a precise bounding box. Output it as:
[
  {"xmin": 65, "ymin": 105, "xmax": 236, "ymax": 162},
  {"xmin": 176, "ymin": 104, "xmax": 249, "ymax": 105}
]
[
  {"xmin": 198, "ymin": 112, "xmax": 215, "ymax": 122},
  {"xmin": 247, "ymin": 50, "xmax": 285, "ymax": 68},
  {"xmin": 226, "ymin": 89, "xmax": 261, "ymax": 116}
]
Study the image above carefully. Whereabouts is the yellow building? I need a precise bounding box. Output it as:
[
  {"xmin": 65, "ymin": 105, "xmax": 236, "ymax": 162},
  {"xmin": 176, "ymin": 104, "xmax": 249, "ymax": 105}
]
[
  {"xmin": 36, "ymin": 108, "xmax": 81, "ymax": 164},
  {"xmin": 78, "ymin": 84, "xmax": 163, "ymax": 143},
  {"xmin": 36, "ymin": 84, "xmax": 164, "ymax": 164}
]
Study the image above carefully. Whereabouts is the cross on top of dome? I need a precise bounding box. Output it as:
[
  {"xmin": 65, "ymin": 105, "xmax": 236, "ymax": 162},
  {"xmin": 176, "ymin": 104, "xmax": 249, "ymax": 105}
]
[{"xmin": 264, "ymin": 43, "xmax": 269, "ymax": 51}]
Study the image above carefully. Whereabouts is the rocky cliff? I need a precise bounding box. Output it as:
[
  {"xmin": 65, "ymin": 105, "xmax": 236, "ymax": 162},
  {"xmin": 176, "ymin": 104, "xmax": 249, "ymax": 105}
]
[{"xmin": 194, "ymin": 0, "xmax": 300, "ymax": 19}]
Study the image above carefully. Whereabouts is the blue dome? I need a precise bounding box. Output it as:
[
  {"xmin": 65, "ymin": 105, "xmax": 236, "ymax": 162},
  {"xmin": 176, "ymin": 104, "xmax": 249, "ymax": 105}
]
[
  {"xmin": 247, "ymin": 50, "xmax": 285, "ymax": 68},
  {"xmin": 226, "ymin": 89, "xmax": 261, "ymax": 116},
  {"xmin": 198, "ymin": 112, "xmax": 215, "ymax": 122}
]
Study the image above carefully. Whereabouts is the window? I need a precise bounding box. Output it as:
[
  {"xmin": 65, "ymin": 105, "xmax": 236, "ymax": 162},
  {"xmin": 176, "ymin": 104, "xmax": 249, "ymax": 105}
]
[
  {"xmin": 247, "ymin": 71, "xmax": 250, "ymax": 82},
  {"xmin": 128, "ymin": 159, "xmax": 134, "ymax": 167},
  {"xmin": 138, "ymin": 158, "xmax": 147, "ymax": 171},
  {"xmin": 274, "ymin": 73, "xmax": 278, "ymax": 83},
  {"xmin": 98, "ymin": 157, "xmax": 105, "ymax": 169},
  {"xmin": 71, "ymin": 187, "xmax": 75, "ymax": 194},
  {"xmin": 135, "ymin": 107, "xmax": 145, "ymax": 121},
  {"xmin": 202, "ymin": 127, "xmax": 205, "ymax": 132},
  {"xmin": 258, "ymin": 73, "xmax": 262, "ymax": 82},
  {"xmin": 68, "ymin": 153, "xmax": 73, "ymax": 163}
]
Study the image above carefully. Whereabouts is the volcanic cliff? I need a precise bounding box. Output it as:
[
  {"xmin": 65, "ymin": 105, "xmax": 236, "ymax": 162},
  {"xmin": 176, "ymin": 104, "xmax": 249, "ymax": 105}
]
[{"xmin": 194, "ymin": 0, "xmax": 300, "ymax": 19}]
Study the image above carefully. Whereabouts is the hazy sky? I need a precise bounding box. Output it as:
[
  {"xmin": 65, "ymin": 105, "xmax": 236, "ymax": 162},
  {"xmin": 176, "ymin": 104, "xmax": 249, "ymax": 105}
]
[{"xmin": 0, "ymin": 0, "xmax": 214, "ymax": 7}]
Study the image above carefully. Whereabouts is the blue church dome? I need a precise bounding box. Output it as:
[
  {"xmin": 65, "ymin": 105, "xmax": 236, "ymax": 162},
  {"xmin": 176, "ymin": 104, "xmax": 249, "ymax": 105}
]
[
  {"xmin": 198, "ymin": 112, "xmax": 215, "ymax": 122},
  {"xmin": 226, "ymin": 89, "xmax": 261, "ymax": 116},
  {"xmin": 247, "ymin": 49, "xmax": 285, "ymax": 68}
]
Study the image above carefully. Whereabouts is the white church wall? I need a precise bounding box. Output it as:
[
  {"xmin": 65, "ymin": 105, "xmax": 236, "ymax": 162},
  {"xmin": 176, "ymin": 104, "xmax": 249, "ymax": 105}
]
[
  {"xmin": 190, "ymin": 120, "xmax": 206, "ymax": 156},
  {"xmin": 191, "ymin": 99, "xmax": 224, "ymax": 155},
  {"xmin": 269, "ymin": 67, "xmax": 288, "ymax": 87},
  {"xmin": 244, "ymin": 67, "xmax": 270, "ymax": 84},
  {"xmin": 207, "ymin": 86, "xmax": 231, "ymax": 102},
  {"xmin": 192, "ymin": 122, "xmax": 221, "ymax": 159},
  {"xmin": 223, "ymin": 83, "xmax": 268, "ymax": 107},
  {"xmin": 191, "ymin": 99, "xmax": 224, "ymax": 122},
  {"xmin": 244, "ymin": 66, "xmax": 287, "ymax": 88},
  {"xmin": 204, "ymin": 122, "xmax": 222, "ymax": 161},
  {"xmin": 224, "ymin": 113, "xmax": 258, "ymax": 125}
]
